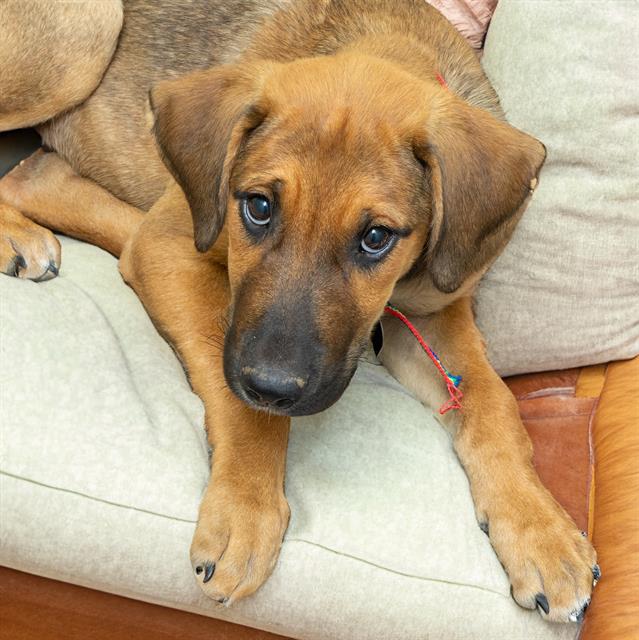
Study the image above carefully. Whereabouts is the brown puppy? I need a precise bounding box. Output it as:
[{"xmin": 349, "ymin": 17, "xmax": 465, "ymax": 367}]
[{"xmin": 0, "ymin": 0, "xmax": 597, "ymax": 623}]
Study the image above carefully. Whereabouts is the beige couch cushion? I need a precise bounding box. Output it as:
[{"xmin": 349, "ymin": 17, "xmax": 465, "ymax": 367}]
[
  {"xmin": 476, "ymin": 0, "xmax": 639, "ymax": 376},
  {"xmin": 0, "ymin": 238, "xmax": 576, "ymax": 639}
]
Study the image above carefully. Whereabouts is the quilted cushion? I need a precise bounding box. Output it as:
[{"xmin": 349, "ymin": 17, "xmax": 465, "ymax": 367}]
[{"xmin": 0, "ymin": 237, "xmax": 576, "ymax": 640}]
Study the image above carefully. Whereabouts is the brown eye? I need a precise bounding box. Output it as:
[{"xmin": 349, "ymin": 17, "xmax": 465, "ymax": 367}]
[
  {"xmin": 360, "ymin": 226, "xmax": 393, "ymax": 255},
  {"xmin": 244, "ymin": 194, "xmax": 271, "ymax": 226}
]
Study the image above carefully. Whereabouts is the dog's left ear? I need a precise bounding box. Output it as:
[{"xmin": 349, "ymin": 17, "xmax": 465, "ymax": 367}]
[
  {"xmin": 150, "ymin": 63, "xmax": 276, "ymax": 252},
  {"xmin": 413, "ymin": 91, "xmax": 546, "ymax": 293}
]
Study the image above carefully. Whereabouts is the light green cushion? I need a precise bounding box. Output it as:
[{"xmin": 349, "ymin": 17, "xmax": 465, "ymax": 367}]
[
  {"xmin": 1, "ymin": 237, "xmax": 575, "ymax": 639},
  {"xmin": 476, "ymin": 0, "xmax": 639, "ymax": 376}
]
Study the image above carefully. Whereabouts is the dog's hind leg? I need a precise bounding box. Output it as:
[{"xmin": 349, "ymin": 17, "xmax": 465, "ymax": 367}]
[
  {"xmin": 0, "ymin": 0, "xmax": 123, "ymax": 132},
  {"xmin": 0, "ymin": 150, "xmax": 143, "ymax": 278},
  {"xmin": 0, "ymin": 0, "xmax": 123, "ymax": 278}
]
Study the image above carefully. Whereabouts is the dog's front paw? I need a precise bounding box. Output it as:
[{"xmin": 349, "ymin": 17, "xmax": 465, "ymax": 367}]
[
  {"xmin": 190, "ymin": 480, "xmax": 290, "ymax": 604},
  {"xmin": 486, "ymin": 481, "xmax": 599, "ymax": 623},
  {"xmin": 0, "ymin": 204, "xmax": 60, "ymax": 281}
]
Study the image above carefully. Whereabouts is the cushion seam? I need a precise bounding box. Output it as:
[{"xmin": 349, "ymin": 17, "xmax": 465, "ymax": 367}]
[
  {"xmin": 285, "ymin": 538, "xmax": 510, "ymax": 600},
  {"xmin": 1, "ymin": 470, "xmax": 510, "ymax": 598},
  {"xmin": 0, "ymin": 469, "xmax": 197, "ymax": 524}
]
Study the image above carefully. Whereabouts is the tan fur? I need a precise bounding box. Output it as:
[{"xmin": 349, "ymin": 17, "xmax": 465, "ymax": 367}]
[
  {"xmin": 0, "ymin": 0, "xmax": 596, "ymax": 620},
  {"xmin": 0, "ymin": 1, "xmax": 123, "ymax": 132}
]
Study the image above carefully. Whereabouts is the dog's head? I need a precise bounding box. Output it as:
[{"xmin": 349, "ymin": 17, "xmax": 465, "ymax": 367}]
[{"xmin": 150, "ymin": 54, "xmax": 545, "ymax": 416}]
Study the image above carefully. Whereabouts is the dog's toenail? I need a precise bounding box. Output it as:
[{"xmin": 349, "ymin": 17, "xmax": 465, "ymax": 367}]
[
  {"xmin": 568, "ymin": 599, "xmax": 590, "ymax": 622},
  {"xmin": 569, "ymin": 606, "xmax": 588, "ymax": 624},
  {"xmin": 47, "ymin": 260, "xmax": 59, "ymax": 276},
  {"xmin": 216, "ymin": 596, "xmax": 228, "ymax": 604},
  {"xmin": 580, "ymin": 530, "xmax": 587, "ymax": 537},
  {"xmin": 535, "ymin": 594, "xmax": 549, "ymax": 615},
  {"xmin": 479, "ymin": 522, "xmax": 489, "ymax": 535},
  {"xmin": 203, "ymin": 562, "xmax": 215, "ymax": 583},
  {"xmin": 195, "ymin": 565, "xmax": 203, "ymax": 575},
  {"xmin": 11, "ymin": 254, "xmax": 26, "ymax": 276},
  {"xmin": 592, "ymin": 564, "xmax": 601, "ymax": 584}
]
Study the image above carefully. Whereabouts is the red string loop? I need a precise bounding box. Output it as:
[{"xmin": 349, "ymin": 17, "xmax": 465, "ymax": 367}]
[{"xmin": 383, "ymin": 305, "xmax": 463, "ymax": 414}]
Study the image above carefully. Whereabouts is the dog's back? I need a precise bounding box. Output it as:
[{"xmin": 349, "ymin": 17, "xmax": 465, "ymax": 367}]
[{"xmin": 37, "ymin": 0, "xmax": 498, "ymax": 214}]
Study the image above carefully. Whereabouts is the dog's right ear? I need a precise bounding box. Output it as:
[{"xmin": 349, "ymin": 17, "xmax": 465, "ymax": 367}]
[{"xmin": 150, "ymin": 63, "xmax": 274, "ymax": 252}]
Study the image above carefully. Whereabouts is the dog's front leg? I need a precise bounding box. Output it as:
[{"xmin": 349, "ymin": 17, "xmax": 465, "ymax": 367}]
[
  {"xmin": 120, "ymin": 187, "xmax": 290, "ymax": 604},
  {"xmin": 380, "ymin": 296, "xmax": 598, "ymax": 623}
]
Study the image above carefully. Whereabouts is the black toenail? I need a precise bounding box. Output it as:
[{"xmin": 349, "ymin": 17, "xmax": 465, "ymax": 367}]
[
  {"xmin": 47, "ymin": 260, "xmax": 59, "ymax": 276},
  {"xmin": 592, "ymin": 564, "xmax": 601, "ymax": 583},
  {"xmin": 535, "ymin": 594, "xmax": 550, "ymax": 615},
  {"xmin": 203, "ymin": 562, "xmax": 215, "ymax": 583},
  {"xmin": 216, "ymin": 597, "xmax": 228, "ymax": 604},
  {"xmin": 10, "ymin": 254, "xmax": 26, "ymax": 276},
  {"xmin": 195, "ymin": 565, "xmax": 203, "ymax": 575},
  {"xmin": 479, "ymin": 522, "xmax": 489, "ymax": 535},
  {"xmin": 580, "ymin": 530, "xmax": 588, "ymax": 537}
]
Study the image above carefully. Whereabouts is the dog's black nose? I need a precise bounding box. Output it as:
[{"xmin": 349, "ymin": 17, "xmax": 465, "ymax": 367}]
[{"xmin": 240, "ymin": 367, "xmax": 305, "ymax": 410}]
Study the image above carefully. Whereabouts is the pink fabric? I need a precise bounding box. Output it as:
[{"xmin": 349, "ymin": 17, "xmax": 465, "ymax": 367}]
[{"xmin": 426, "ymin": 0, "xmax": 498, "ymax": 49}]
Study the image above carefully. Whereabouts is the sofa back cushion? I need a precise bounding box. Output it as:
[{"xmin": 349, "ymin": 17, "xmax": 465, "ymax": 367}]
[{"xmin": 475, "ymin": 0, "xmax": 639, "ymax": 375}]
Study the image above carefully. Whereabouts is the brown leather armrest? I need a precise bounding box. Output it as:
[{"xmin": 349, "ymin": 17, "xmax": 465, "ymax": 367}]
[{"xmin": 580, "ymin": 357, "xmax": 639, "ymax": 640}]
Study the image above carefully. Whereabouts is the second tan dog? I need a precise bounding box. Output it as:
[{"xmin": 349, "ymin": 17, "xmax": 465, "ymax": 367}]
[{"xmin": 0, "ymin": 0, "xmax": 598, "ymax": 622}]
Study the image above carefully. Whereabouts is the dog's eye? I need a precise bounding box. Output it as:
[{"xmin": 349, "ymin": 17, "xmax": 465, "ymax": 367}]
[
  {"xmin": 360, "ymin": 226, "xmax": 394, "ymax": 255},
  {"xmin": 243, "ymin": 195, "xmax": 271, "ymax": 226}
]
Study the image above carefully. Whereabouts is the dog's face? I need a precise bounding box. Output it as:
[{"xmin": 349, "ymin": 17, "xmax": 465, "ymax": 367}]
[{"xmin": 151, "ymin": 54, "xmax": 545, "ymax": 416}]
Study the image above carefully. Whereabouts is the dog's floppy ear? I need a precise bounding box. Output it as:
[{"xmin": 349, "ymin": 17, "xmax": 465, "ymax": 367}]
[
  {"xmin": 150, "ymin": 63, "xmax": 274, "ymax": 252},
  {"xmin": 413, "ymin": 91, "xmax": 546, "ymax": 293}
]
